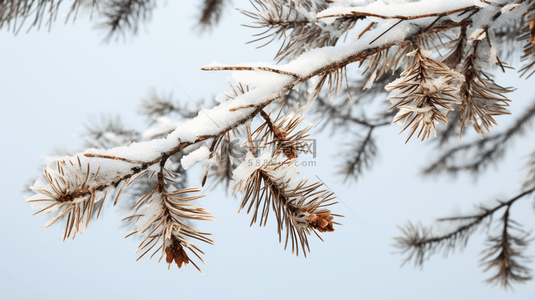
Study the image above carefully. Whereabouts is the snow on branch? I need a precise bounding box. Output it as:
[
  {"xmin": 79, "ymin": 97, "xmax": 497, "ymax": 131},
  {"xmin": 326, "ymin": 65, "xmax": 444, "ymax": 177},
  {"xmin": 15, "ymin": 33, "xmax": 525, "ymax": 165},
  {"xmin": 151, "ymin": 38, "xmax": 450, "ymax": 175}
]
[
  {"xmin": 317, "ymin": 0, "xmax": 476, "ymax": 20},
  {"xmin": 25, "ymin": 0, "xmax": 535, "ymax": 274}
]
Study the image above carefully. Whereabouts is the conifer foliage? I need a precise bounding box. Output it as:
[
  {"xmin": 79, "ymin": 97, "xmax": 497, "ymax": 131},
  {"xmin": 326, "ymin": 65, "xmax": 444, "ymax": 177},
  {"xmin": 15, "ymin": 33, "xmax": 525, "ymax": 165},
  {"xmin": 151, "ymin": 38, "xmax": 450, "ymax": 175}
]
[{"xmin": 10, "ymin": 0, "xmax": 535, "ymax": 288}]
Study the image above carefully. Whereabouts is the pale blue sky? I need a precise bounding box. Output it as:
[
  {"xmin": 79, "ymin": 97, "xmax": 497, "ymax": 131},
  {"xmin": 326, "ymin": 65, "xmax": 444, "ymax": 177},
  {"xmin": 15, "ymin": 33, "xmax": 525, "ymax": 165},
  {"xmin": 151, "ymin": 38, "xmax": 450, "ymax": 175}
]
[{"xmin": 1, "ymin": 1, "xmax": 534, "ymax": 299}]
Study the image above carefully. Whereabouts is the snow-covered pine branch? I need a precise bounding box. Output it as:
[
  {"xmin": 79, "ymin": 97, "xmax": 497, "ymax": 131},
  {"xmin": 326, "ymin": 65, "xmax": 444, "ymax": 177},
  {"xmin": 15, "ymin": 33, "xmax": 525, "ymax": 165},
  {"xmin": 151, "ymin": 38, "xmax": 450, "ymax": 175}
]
[{"xmin": 25, "ymin": 0, "xmax": 535, "ymax": 280}]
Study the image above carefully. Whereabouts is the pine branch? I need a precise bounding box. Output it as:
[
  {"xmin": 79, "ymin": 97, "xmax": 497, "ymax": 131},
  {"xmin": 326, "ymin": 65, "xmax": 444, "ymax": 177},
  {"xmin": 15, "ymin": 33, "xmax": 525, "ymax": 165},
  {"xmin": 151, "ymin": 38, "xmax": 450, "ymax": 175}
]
[
  {"xmin": 240, "ymin": 0, "xmax": 357, "ymax": 62},
  {"xmin": 386, "ymin": 46, "xmax": 464, "ymax": 143},
  {"xmin": 139, "ymin": 89, "xmax": 199, "ymax": 123},
  {"xmin": 0, "ymin": 0, "xmax": 234, "ymax": 41},
  {"xmin": 394, "ymin": 187, "xmax": 535, "ymax": 270},
  {"xmin": 207, "ymin": 132, "xmax": 247, "ymax": 191},
  {"xmin": 232, "ymin": 156, "xmax": 339, "ymax": 256},
  {"xmin": 125, "ymin": 172, "xmax": 214, "ymax": 273},
  {"xmin": 434, "ymin": 111, "xmax": 460, "ymax": 148},
  {"xmin": 519, "ymin": 12, "xmax": 535, "ymax": 78},
  {"xmin": 457, "ymin": 38, "xmax": 513, "ymax": 136},
  {"xmin": 197, "ymin": 0, "xmax": 228, "ymax": 32},
  {"xmin": 522, "ymin": 149, "xmax": 535, "ymax": 191},
  {"xmin": 25, "ymin": 0, "xmax": 535, "ymax": 276},
  {"xmin": 84, "ymin": 114, "xmax": 140, "ymax": 149},
  {"xmin": 98, "ymin": 0, "xmax": 155, "ymax": 42},
  {"xmin": 253, "ymin": 105, "xmax": 313, "ymax": 160},
  {"xmin": 480, "ymin": 206, "xmax": 532, "ymax": 289},
  {"xmin": 0, "ymin": 0, "xmax": 90, "ymax": 33},
  {"xmin": 317, "ymin": 4, "xmax": 478, "ymax": 22},
  {"xmin": 337, "ymin": 127, "xmax": 378, "ymax": 183},
  {"xmin": 423, "ymin": 98, "xmax": 535, "ymax": 177},
  {"xmin": 27, "ymin": 0, "xmax": 525, "ymax": 238}
]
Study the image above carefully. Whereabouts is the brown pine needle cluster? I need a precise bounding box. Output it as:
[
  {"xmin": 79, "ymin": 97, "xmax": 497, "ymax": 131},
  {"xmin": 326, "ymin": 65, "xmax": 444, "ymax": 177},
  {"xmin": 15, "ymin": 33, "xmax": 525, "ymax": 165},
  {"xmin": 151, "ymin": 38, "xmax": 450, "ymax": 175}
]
[
  {"xmin": 26, "ymin": 156, "xmax": 113, "ymax": 241},
  {"xmin": 228, "ymin": 107, "xmax": 340, "ymax": 255},
  {"xmin": 233, "ymin": 157, "xmax": 340, "ymax": 256},
  {"xmin": 386, "ymin": 47, "xmax": 463, "ymax": 142},
  {"xmin": 363, "ymin": 41, "xmax": 415, "ymax": 85},
  {"xmin": 240, "ymin": 0, "xmax": 355, "ymax": 62},
  {"xmin": 457, "ymin": 40, "xmax": 513, "ymax": 136},
  {"xmin": 125, "ymin": 173, "xmax": 214, "ymax": 273},
  {"xmin": 253, "ymin": 104, "xmax": 313, "ymax": 160}
]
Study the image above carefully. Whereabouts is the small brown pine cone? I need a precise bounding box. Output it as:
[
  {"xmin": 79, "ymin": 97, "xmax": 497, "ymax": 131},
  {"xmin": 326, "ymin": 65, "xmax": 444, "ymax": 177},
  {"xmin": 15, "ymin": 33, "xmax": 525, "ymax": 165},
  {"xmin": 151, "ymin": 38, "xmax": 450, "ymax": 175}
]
[
  {"xmin": 283, "ymin": 146, "xmax": 298, "ymax": 159},
  {"xmin": 308, "ymin": 211, "xmax": 335, "ymax": 233},
  {"xmin": 165, "ymin": 240, "xmax": 190, "ymax": 269}
]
